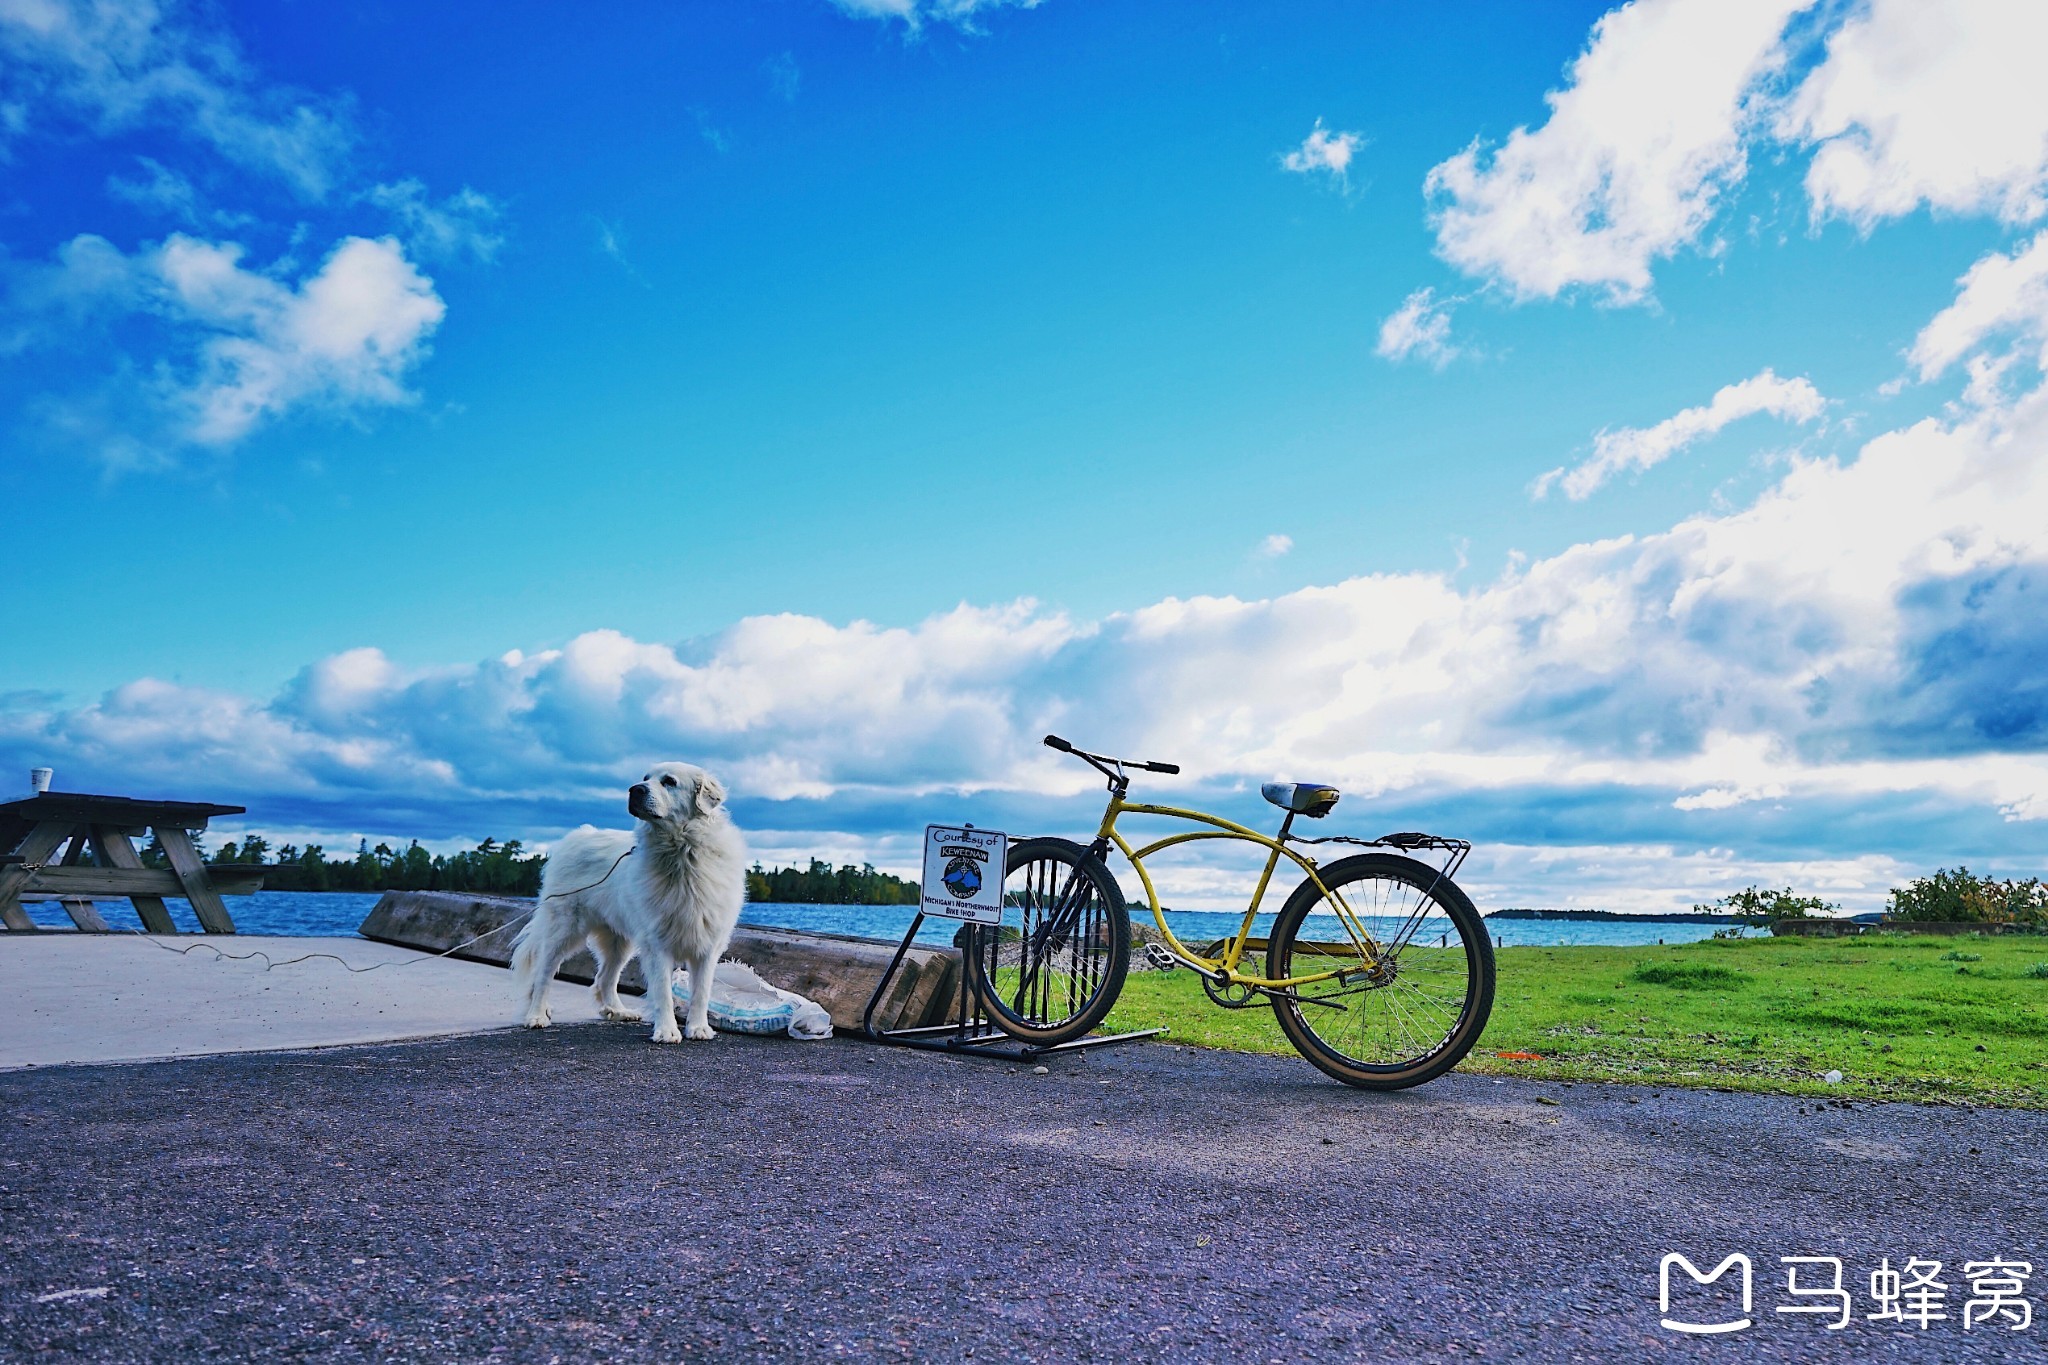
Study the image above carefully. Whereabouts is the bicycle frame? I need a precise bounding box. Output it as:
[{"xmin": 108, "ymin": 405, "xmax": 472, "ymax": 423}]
[{"xmin": 1084, "ymin": 791, "xmax": 1384, "ymax": 991}]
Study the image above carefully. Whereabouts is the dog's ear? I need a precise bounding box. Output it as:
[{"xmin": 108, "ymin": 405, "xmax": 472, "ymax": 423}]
[{"xmin": 693, "ymin": 772, "xmax": 727, "ymax": 816}]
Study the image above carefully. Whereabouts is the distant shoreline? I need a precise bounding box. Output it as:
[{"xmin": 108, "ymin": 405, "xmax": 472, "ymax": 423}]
[{"xmin": 1486, "ymin": 908, "xmax": 1745, "ymax": 924}]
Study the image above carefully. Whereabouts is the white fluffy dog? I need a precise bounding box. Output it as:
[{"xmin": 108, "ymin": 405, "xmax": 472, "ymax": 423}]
[{"xmin": 513, "ymin": 762, "xmax": 747, "ymax": 1043}]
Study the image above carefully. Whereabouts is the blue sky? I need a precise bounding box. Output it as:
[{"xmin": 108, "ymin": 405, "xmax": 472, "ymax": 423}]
[{"xmin": 6, "ymin": 0, "xmax": 2048, "ymax": 912}]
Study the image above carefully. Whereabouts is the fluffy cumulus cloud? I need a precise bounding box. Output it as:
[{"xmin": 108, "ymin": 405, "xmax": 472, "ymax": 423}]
[
  {"xmin": 0, "ymin": 0, "xmax": 351, "ymax": 199},
  {"xmin": 1780, "ymin": 0, "xmax": 2048, "ymax": 228},
  {"xmin": 9, "ymin": 231, "xmax": 445, "ymax": 453},
  {"xmin": 1533, "ymin": 368, "xmax": 1826, "ymax": 500},
  {"xmin": 1280, "ymin": 119, "xmax": 1364, "ymax": 185},
  {"xmin": 1375, "ymin": 287, "xmax": 1460, "ymax": 368},
  {"xmin": 1419, "ymin": 0, "xmax": 2048, "ymax": 307},
  {"xmin": 825, "ymin": 0, "xmax": 1040, "ymax": 33},
  {"xmin": 0, "ymin": 0, "xmax": 495, "ymax": 466},
  {"xmin": 1424, "ymin": 0, "xmax": 1809, "ymax": 303},
  {"xmin": 11, "ymin": 290, "xmax": 2048, "ymax": 907},
  {"xmin": 1908, "ymin": 230, "xmax": 2048, "ymax": 387}
]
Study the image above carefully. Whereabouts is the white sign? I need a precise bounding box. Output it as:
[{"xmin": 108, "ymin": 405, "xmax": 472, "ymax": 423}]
[{"xmin": 921, "ymin": 824, "xmax": 1008, "ymax": 924}]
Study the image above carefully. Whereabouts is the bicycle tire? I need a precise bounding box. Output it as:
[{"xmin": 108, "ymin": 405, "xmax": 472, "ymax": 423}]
[
  {"xmin": 1266, "ymin": 852, "xmax": 1494, "ymax": 1089},
  {"xmin": 965, "ymin": 837, "xmax": 1131, "ymax": 1047}
]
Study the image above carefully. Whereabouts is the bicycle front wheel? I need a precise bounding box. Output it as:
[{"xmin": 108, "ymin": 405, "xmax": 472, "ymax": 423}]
[
  {"xmin": 1266, "ymin": 853, "xmax": 1494, "ymax": 1089},
  {"xmin": 965, "ymin": 837, "xmax": 1130, "ymax": 1046}
]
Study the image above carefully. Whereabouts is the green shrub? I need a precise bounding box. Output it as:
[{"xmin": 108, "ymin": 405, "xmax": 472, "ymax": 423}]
[
  {"xmin": 1888, "ymin": 867, "xmax": 2048, "ymax": 926},
  {"xmin": 2026, "ymin": 963, "xmax": 2048, "ymax": 980},
  {"xmin": 1629, "ymin": 962, "xmax": 1748, "ymax": 990},
  {"xmin": 1694, "ymin": 885, "xmax": 1837, "ymax": 928},
  {"xmin": 1941, "ymin": 950, "xmax": 1984, "ymax": 963}
]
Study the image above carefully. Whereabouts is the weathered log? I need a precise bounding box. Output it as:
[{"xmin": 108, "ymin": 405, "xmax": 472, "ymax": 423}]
[{"xmin": 356, "ymin": 890, "xmax": 959, "ymax": 1032}]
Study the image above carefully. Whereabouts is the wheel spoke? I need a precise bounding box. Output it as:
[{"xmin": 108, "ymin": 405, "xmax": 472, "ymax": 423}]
[
  {"xmin": 975, "ymin": 845, "xmax": 1128, "ymax": 1045},
  {"xmin": 1272, "ymin": 861, "xmax": 1490, "ymax": 1086}
]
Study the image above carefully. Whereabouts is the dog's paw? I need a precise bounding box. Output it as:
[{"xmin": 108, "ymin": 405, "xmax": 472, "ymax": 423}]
[
  {"xmin": 684, "ymin": 1020, "xmax": 716, "ymax": 1041},
  {"xmin": 649, "ymin": 1020, "xmax": 684, "ymax": 1044},
  {"xmin": 600, "ymin": 1005, "xmax": 644, "ymax": 1023},
  {"xmin": 522, "ymin": 1012, "xmax": 552, "ymax": 1030}
]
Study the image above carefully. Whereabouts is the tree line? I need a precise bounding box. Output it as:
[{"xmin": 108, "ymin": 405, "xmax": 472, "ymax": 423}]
[
  {"xmin": 745, "ymin": 858, "xmax": 921, "ymax": 905},
  {"xmin": 155, "ymin": 833, "xmax": 922, "ymax": 904},
  {"xmin": 152, "ymin": 833, "xmax": 549, "ymax": 895}
]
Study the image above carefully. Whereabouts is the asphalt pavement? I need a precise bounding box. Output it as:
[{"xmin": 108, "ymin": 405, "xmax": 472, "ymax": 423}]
[{"xmin": 3, "ymin": 1025, "xmax": 2043, "ymax": 1362}]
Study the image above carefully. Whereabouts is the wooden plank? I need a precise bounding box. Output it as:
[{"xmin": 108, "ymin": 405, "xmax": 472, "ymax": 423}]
[
  {"xmin": 20, "ymin": 865, "xmax": 266, "ymax": 897},
  {"xmin": 0, "ymin": 793, "xmax": 242, "ymax": 825},
  {"xmin": 90, "ymin": 826, "xmax": 175, "ymax": 933},
  {"xmin": 58, "ymin": 898, "xmax": 114, "ymax": 932},
  {"xmin": 0, "ymin": 822, "xmax": 79, "ymax": 931},
  {"xmin": 51, "ymin": 832, "xmax": 111, "ymax": 930},
  {"xmin": 155, "ymin": 826, "xmax": 237, "ymax": 934}
]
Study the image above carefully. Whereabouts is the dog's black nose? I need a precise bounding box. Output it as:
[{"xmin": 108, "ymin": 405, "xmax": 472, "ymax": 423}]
[{"xmin": 630, "ymin": 783, "xmax": 649, "ymax": 799}]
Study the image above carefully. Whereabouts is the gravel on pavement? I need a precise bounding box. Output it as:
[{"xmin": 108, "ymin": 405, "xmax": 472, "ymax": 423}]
[{"xmin": 3, "ymin": 1025, "xmax": 2044, "ymax": 1362}]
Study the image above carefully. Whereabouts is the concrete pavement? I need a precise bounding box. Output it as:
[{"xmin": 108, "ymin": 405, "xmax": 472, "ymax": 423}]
[{"xmin": 0, "ymin": 934, "xmax": 601, "ymax": 1069}]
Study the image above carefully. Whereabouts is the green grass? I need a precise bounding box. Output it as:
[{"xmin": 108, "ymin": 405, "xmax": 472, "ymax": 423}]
[{"xmin": 1098, "ymin": 933, "xmax": 2048, "ymax": 1107}]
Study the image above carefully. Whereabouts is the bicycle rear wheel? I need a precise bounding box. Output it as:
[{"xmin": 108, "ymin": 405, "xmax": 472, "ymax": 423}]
[
  {"xmin": 1266, "ymin": 853, "xmax": 1494, "ymax": 1089},
  {"xmin": 965, "ymin": 837, "xmax": 1131, "ymax": 1047}
]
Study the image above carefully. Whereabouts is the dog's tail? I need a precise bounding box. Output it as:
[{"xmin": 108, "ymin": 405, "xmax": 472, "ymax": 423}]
[{"xmin": 509, "ymin": 901, "xmax": 548, "ymax": 987}]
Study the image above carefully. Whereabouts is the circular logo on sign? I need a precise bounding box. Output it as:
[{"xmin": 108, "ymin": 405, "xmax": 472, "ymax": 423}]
[{"xmin": 943, "ymin": 855, "xmax": 982, "ymax": 900}]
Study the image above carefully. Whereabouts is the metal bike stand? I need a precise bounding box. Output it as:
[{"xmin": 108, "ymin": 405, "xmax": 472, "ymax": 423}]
[{"xmin": 859, "ymin": 915, "xmax": 1165, "ymax": 1062}]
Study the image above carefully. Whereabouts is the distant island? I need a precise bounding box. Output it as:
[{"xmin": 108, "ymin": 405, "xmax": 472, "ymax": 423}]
[{"xmin": 1486, "ymin": 908, "xmax": 1745, "ymax": 924}]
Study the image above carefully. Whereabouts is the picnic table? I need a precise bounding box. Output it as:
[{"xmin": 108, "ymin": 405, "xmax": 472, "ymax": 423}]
[{"xmin": 0, "ymin": 792, "xmax": 265, "ymax": 934}]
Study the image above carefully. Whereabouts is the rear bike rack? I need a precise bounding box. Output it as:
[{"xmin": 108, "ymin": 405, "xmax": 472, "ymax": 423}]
[{"xmin": 859, "ymin": 911, "xmax": 1164, "ymax": 1062}]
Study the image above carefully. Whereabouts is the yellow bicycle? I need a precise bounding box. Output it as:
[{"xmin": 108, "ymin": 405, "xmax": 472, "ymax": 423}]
[{"xmin": 965, "ymin": 735, "xmax": 1496, "ymax": 1089}]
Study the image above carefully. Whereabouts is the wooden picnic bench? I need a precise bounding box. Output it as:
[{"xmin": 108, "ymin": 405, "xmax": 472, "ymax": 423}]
[{"xmin": 0, "ymin": 792, "xmax": 264, "ymax": 934}]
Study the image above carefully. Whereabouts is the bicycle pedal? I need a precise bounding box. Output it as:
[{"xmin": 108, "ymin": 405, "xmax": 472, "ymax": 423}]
[{"xmin": 1142, "ymin": 943, "xmax": 1180, "ymax": 971}]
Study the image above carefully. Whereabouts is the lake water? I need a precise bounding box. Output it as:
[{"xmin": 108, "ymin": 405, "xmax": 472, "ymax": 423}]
[{"xmin": 17, "ymin": 891, "xmax": 1732, "ymax": 947}]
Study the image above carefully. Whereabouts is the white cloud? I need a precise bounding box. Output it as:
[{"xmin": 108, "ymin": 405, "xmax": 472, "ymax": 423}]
[
  {"xmin": 1255, "ymin": 534, "xmax": 1293, "ymax": 559},
  {"xmin": 1424, "ymin": 0, "xmax": 1810, "ymax": 303},
  {"xmin": 1908, "ymin": 230, "xmax": 2048, "ymax": 383},
  {"xmin": 1281, "ymin": 119, "xmax": 1363, "ymax": 184},
  {"xmin": 0, "ymin": 0, "xmax": 352, "ymax": 198},
  {"xmin": 1672, "ymin": 782, "xmax": 1786, "ymax": 811},
  {"xmin": 826, "ymin": 0, "xmax": 1040, "ymax": 33},
  {"xmin": 763, "ymin": 52, "xmax": 801, "ymax": 104},
  {"xmin": 1780, "ymin": 0, "xmax": 2048, "ymax": 228},
  {"xmin": 1533, "ymin": 368, "xmax": 1825, "ymax": 500},
  {"xmin": 12, "ymin": 355, "xmax": 2048, "ymax": 908},
  {"xmin": 160, "ymin": 234, "xmax": 445, "ymax": 444},
  {"xmin": 0, "ymin": 3, "xmax": 495, "ymax": 467},
  {"xmin": 1375, "ymin": 287, "xmax": 1460, "ymax": 367},
  {"xmin": 9, "ymin": 230, "xmax": 445, "ymax": 450},
  {"xmin": 366, "ymin": 180, "xmax": 504, "ymax": 264},
  {"xmin": 105, "ymin": 155, "xmax": 203, "ymax": 223}
]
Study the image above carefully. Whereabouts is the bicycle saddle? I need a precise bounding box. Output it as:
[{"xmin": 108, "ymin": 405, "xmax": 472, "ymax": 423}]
[{"xmin": 1261, "ymin": 782, "xmax": 1340, "ymax": 817}]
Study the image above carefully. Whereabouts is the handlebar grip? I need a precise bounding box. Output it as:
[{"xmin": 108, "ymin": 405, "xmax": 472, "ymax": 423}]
[
  {"xmin": 1043, "ymin": 734, "xmax": 1073, "ymax": 752},
  {"xmin": 1146, "ymin": 761, "xmax": 1181, "ymax": 775}
]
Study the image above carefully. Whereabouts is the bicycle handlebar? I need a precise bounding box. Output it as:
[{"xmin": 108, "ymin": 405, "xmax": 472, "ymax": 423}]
[{"xmin": 1042, "ymin": 734, "xmax": 1181, "ymax": 776}]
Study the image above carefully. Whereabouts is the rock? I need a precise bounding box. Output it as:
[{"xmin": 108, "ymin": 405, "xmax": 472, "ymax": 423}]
[{"xmin": 1823, "ymin": 1069, "xmax": 1844, "ymax": 1085}]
